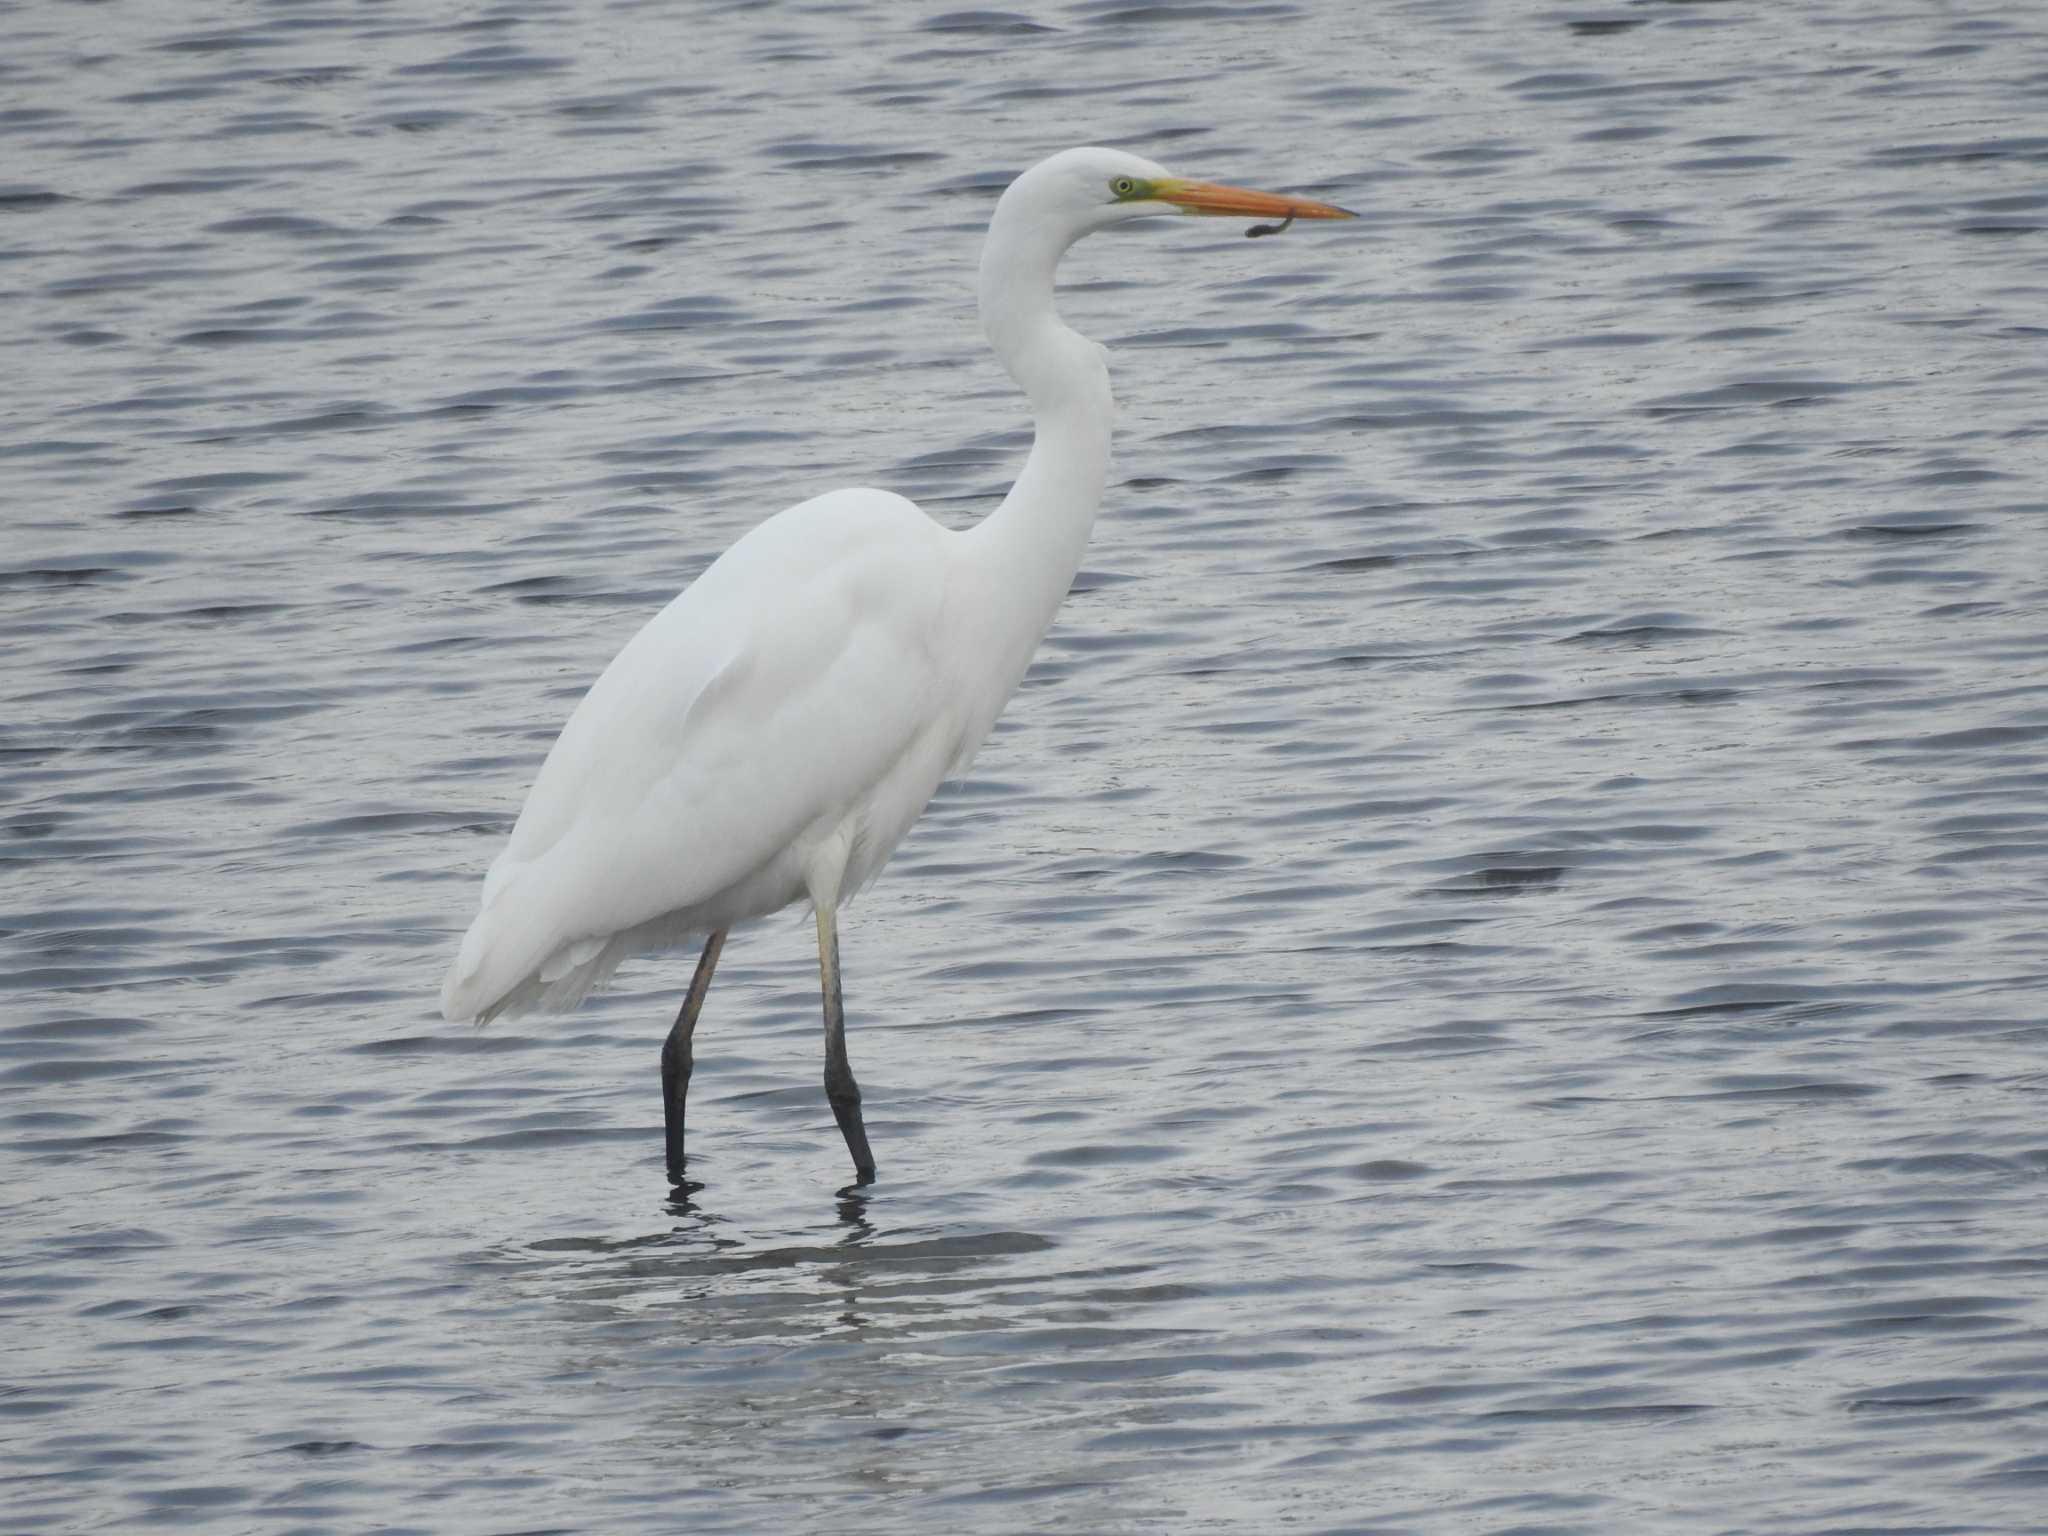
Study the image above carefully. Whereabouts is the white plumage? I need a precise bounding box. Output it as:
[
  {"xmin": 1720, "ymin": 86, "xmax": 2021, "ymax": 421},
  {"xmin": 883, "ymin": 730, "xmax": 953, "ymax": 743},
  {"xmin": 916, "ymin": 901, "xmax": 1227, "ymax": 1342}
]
[
  {"xmin": 443, "ymin": 487, "xmax": 961, "ymax": 1023},
  {"xmin": 438, "ymin": 146, "xmax": 1353, "ymax": 1181}
]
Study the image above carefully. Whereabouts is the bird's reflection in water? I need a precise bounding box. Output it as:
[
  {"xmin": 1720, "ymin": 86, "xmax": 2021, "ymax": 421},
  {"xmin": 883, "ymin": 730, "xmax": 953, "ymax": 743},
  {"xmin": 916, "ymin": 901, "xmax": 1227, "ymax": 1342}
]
[
  {"xmin": 658, "ymin": 1169, "xmax": 873, "ymax": 1254},
  {"xmin": 641, "ymin": 1170, "xmax": 880, "ymax": 1327},
  {"xmin": 487, "ymin": 1180, "xmax": 1069, "ymax": 1499},
  {"xmin": 661, "ymin": 1173, "xmax": 707, "ymax": 1223},
  {"xmin": 834, "ymin": 1184, "xmax": 875, "ymax": 1244},
  {"xmin": 507, "ymin": 1205, "xmax": 1053, "ymax": 1329},
  {"xmin": 494, "ymin": 1147, "xmax": 1056, "ymax": 1381}
]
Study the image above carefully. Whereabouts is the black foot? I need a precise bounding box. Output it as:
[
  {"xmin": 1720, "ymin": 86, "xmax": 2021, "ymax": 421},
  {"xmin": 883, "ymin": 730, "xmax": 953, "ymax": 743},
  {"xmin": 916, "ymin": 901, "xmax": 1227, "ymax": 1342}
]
[
  {"xmin": 663, "ymin": 1108, "xmax": 689, "ymax": 1185},
  {"xmin": 829, "ymin": 1095, "xmax": 877, "ymax": 1183}
]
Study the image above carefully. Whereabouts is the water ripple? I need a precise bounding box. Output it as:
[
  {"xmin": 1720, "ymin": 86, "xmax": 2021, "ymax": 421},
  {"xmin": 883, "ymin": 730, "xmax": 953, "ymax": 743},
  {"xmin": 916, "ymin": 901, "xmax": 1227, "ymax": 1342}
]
[{"xmin": 3, "ymin": 1, "xmax": 2045, "ymax": 1533}]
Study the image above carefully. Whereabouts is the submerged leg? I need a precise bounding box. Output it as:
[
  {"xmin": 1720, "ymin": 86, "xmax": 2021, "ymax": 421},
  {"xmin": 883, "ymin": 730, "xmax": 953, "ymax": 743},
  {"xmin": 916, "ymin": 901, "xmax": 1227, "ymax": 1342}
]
[
  {"xmin": 661, "ymin": 928, "xmax": 726, "ymax": 1180},
  {"xmin": 815, "ymin": 906, "xmax": 877, "ymax": 1183}
]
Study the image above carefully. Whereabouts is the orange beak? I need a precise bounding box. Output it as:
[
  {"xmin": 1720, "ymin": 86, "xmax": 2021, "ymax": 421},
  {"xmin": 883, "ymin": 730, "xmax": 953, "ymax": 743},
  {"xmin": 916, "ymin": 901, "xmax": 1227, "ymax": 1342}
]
[{"xmin": 1151, "ymin": 178, "xmax": 1355, "ymax": 222}]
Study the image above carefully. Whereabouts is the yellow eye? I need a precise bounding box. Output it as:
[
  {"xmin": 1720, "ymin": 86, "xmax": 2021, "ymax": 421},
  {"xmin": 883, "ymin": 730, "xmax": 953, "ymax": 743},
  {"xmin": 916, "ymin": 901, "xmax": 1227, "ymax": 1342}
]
[{"xmin": 1111, "ymin": 176, "xmax": 1139, "ymax": 198}]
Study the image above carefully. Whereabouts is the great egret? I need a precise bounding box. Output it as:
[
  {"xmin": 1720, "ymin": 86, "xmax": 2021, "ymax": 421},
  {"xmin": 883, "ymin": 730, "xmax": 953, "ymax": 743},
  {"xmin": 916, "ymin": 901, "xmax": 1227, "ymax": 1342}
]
[{"xmin": 441, "ymin": 146, "xmax": 1353, "ymax": 1183}]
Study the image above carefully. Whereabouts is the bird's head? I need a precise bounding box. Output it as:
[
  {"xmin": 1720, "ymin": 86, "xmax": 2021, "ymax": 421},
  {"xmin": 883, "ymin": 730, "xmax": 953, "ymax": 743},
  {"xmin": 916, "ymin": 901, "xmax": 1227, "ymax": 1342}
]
[
  {"xmin": 1002, "ymin": 145, "xmax": 1355, "ymax": 242},
  {"xmin": 978, "ymin": 146, "xmax": 1354, "ymax": 369}
]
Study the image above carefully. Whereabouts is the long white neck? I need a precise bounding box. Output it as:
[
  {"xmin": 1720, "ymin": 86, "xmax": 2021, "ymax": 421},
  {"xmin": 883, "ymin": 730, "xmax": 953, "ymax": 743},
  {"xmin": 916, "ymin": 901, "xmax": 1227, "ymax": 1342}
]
[{"xmin": 965, "ymin": 193, "xmax": 1113, "ymax": 651}]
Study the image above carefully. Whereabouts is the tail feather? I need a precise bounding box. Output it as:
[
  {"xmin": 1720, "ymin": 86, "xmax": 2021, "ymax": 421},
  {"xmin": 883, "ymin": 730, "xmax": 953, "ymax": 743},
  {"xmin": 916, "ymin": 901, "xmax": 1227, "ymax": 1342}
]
[
  {"xmin": 441, "ymin": 863, "xmax": 563, "ymax": 1024},
  {"xmin": 447, "ymin": 936, "xmax": 633, "ymax": 1025},
  {"xmin": 436, "ymin": 847, "xmax": 716, "ymax": 1028},
  {"xmin": 442, "ymin": 868, "xmax": 689, "ymax": 1024}
]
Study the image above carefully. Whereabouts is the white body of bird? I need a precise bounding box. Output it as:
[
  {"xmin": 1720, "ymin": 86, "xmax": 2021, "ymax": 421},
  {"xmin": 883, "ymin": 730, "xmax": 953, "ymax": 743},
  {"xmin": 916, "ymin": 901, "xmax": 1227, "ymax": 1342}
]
[
  {"xmin": 438, "ymin": 145, "xmax": 1351, "ymax": 1176},
  {"xmin": 441, "ymin": 477, "xmax": 1065, "ymax": 1023}
]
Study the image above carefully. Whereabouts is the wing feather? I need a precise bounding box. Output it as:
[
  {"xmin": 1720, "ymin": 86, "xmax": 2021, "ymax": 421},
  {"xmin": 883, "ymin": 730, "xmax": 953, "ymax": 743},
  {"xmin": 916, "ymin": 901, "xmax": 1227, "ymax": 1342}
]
[{"xmin": 442, "ymin": 488, "xmax": 952, "ymax": 1021}]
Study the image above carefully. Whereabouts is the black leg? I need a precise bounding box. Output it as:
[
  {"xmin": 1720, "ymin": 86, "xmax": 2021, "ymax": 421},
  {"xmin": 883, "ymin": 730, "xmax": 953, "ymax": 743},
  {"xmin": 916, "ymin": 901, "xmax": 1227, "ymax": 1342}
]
[
  {"xmin": 815, "ymin": 907, "xmax": 877, "ymax": 1183},
  {"xmin": 661, "ymin": 928, "xmax": 725, "ymax": 1181}
]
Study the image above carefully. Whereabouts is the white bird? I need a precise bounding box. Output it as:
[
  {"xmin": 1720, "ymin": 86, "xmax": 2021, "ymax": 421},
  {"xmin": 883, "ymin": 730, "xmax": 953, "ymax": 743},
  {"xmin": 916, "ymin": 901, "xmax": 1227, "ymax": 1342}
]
[{"xmin": 441, "ymin": 146, "xmax": 1353, "ymax": 1183}]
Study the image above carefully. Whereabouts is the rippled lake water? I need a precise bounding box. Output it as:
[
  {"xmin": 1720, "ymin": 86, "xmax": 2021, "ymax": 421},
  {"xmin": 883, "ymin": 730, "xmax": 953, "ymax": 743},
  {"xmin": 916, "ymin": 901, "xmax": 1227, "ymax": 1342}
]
[{"xmin": 6, "ymin": 2, "xmax": 2047, "ymax": 1531}]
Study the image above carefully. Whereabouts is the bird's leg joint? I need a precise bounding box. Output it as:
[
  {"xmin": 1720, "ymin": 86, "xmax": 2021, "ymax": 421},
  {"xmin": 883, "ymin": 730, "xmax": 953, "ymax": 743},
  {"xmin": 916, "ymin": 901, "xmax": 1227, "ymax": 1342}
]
[{"xmin": 824, "ymin": 1064, "xmax": 861, "ymax": 1108}]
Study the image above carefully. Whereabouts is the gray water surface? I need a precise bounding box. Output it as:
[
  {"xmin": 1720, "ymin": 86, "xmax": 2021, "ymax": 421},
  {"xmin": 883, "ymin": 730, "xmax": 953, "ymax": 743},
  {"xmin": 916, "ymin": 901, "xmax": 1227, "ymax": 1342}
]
[{"xmin": 5, "ymin": 2, "xmax": 2047, "ymax": 1532}]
